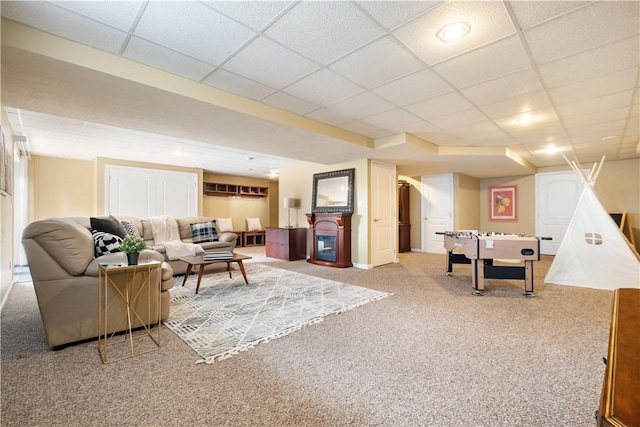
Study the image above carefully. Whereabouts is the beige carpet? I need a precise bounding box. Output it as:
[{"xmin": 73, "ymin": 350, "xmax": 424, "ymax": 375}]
[{"xmin": 1, "ymin": 250, "xmax": 613, "ymax": 426}]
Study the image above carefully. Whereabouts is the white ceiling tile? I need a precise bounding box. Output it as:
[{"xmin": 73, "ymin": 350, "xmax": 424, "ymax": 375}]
[
  {"xmin": 283, "ymin": 69, "xmax": 364, "ymax": 106},
  {"xmin": 460, "ymin": 69, "xmax": 542, "ymax": 106},
  {"xmin": 549, "ymin": 67, "xmax": 638, "ymax": 107},
  {"xmin": 202, "ymin": 69, "xmax": 276, "ymax": 100},
  {"xmin": 432, "ymin": 35, "xmax": 530, "ymax": 89},
  {"xmin": 305, "ymin": 108, "xmax": 352, "ymax": 127},
  {"xmin": 329, "ymin": 36, "xmax": 426, "ymax": 90},
  {"xmin": 356, "ymin": 1, "xmax": 441, "ymax": 30},
  {"xmin": 428, "ymin": 108, "xmax": 489, "ymax": 130},
  {"xmin": 134, "ymin": 1, "xmax": 256, "ymax": 65},
  {"xmin": 415, "ymin": 132, "xmax": 458, "ymax": 145},
  {"xmin": 563, "ymin": 107, "xmax": 631, "ymax": 130},
  {"xmin": 1, "ymin": 1, "xmax": 127, "ymax": 53},
  {"xmin": 222, "ymin": 36, "xmax": 320, "ymax": 89},
  {"xmin": 261, "ymin": 92, "xmax": 320, "ymax": 115},
  {"xmin": 373, "ymin": 68, "xmax": 454, "ymax": 106},
  {"xmin": 387, "ymin": 120, "xmax": 441, "ymax": 136},
  {"xmin": 203, "ymin": 1, "xmax": 294, "ymax": 31},
  {"xmin": 505, "ymin": 120, "xmax": 566, "ymax": 140},
  {"xmin": 555, "ymin": 90, "xmax": 635, "ymax": 120},
  {"xmin": 264, "ymin": 1, "xmax": 385, "ymax": 65},
  {"xmin": 405, "ymin": 92, "xmax": 473, "ymax": 120},
  {"xmin": 524, "ymin": 1, "xmax": 640, "ymax": 64},
  {"xmin": 359, "ymin": 108, "xmax": 420, "ymax": 130},
  {"xmin": 567, "ymin": 119, "xmax": 627, "ymax": 139},
  {"xmin": 509, "ymin": 1, "xmax": 589, "ymax": 30},
  {"xmin": 340, "ymin": 120, "xmax": 390, "ymax": 139},
  {"xmin": 446, "ymin": 121, "xmax": 505, "ymax": 139},
  {"xmin": 394, "ymin": 1, "xmax": 516, "ymax": 65},
  {"xmin": 539, "ymin": 36, "xmax": 639, "ymax": 89},
  {"xmin": 52, "ymin": 1, "xmax": 144, "ymax": 31},
  {"xmin": 479, "ymin": 91, "xmax": 551, "ymax": 120},
  {"xmin": 123, "ymin": 37, "xmax": 215, "ymax": 81},
  {"xmin": 328, "ymin": 92, "xmax": 396, "ymax": 120}
]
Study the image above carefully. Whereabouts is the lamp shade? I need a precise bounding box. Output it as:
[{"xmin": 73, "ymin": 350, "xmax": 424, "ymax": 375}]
[{"xmin": 283, "ymin": 198, "xmax": 299, "ymax": 209}]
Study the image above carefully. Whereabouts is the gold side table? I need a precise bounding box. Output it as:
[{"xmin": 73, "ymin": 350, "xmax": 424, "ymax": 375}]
[{"xmin": 98, "ymin": 260, "xmax": 161, "ymax": 364}]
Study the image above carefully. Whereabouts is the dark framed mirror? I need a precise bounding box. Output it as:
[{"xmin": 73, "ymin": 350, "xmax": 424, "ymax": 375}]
[{"xmin": 311, "ymin": 168, "xmax": 355, "ymax": 213}]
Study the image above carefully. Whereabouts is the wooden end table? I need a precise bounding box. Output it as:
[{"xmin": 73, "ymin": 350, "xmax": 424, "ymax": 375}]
[{"xmin": 179, "ymin": 253, "xmax": 252, "ymax": 294}]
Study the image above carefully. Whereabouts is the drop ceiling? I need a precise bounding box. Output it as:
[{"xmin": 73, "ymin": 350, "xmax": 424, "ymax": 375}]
[{"xmin": 1, "ymin": 0, "xmax": 638, "ymax": 179}]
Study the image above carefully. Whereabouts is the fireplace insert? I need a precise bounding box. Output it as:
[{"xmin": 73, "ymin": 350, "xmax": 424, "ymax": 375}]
[{"xmin": 316, "ymin": 235, "xmax": 337, "ymax": 263}]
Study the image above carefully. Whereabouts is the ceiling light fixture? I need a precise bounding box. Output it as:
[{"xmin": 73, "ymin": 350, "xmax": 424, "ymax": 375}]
[
  {"xmin": 436, "ymin": 22, "xmax": 471, "ymax": 42},
  {"xmin": 601, "ymin": 135, "xmax": 618, "ymax": 141},
  {"xmin": 514, "ymin": 114, "xmax": 538, "ymax": 126}
]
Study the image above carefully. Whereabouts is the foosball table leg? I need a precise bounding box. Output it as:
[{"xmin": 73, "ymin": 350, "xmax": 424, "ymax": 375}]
[{"xmin": 523, "ymin": 260, "xmax": 535, "ymax": 297}]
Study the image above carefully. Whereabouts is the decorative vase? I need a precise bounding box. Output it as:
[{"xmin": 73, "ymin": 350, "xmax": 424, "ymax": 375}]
[{"xmin": 126, "ymin": 252, "xmax": 139, "ymax": 266}]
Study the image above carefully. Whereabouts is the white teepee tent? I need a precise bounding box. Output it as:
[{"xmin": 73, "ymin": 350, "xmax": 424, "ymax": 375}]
[{"xmin": 545, "ymin": 156, "xmax": 640, "ymax": 290}]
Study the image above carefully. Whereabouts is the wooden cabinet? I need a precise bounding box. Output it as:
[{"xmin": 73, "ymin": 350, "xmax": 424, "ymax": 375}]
[
  {"xmin": 597, "ymin": 288, "xmax": 640, "ymax": 427},
  {"xmin": 203, "ymin": 182, "xmax": 268, "ymax": 198},
  {"xmin": 265, "ymin": 228, "xmax": 306, "ymax": 261},
  {"xmin": 398, "ymin": 180, "xmax": 411, "ymax": 253}
]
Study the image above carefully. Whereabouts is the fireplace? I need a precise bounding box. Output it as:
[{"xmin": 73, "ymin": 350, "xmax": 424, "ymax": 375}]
[
  {"xmin": 316, "ymin": 235, "xmax": 337, "ymax": 263},
  {"xmin": 306, "ymin": 213, "xmax": 352, "ymax": 268}
]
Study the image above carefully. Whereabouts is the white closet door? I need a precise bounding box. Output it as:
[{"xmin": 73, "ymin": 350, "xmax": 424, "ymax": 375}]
[
  {"xmin": 107, "ymin": 166, "xmax": 197, "ymax": 218},
  {"xmin": 156, "ymin": 171, "xmax": 197, "ymax": 218},
  {"xmin": 108, "ymin": 167, "xmax": 155, "ymax": 218},
  {"xmin": 421, "ymin": 174, "xmax": 453, "ymax": 254}
]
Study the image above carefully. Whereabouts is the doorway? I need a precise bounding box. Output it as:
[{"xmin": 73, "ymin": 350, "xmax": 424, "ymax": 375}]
[{"xmin": 421, "ymin": 174, "xmax": 453, "ymax": 254}]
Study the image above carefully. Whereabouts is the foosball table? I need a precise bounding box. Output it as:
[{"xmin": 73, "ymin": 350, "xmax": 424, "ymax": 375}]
[{"xmin": 437, "ymin": 231, "xmax": 549, "ymax": 297}]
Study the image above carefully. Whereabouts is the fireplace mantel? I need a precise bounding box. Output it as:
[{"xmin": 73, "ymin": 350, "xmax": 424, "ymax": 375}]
[{"xmin": 306, "ymin": 213, "xmax": 352, "ymax": 268}]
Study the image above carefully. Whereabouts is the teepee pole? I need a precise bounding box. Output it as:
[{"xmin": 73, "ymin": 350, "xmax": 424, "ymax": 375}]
[{"xmin": 591, "ymin": 155, "xmax": 606, "ymax": 185}]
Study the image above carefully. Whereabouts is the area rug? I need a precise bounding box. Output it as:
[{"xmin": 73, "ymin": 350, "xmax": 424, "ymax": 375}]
[{"xmin": 164, "ymin": 264, "xmax": 391, "ymax": 364}]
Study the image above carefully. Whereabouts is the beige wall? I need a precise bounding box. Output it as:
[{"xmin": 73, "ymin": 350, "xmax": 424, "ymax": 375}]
[
  {"xmin": 279, "ymin": 159, "xmax": 369, "ymax": 267},
  {"xmin": 455, "ymin": 173, "xmax": 480, "ymax": 231},
  {"xmin": 480, "ymin": 174, "xmax": 536, "ymax": 235}
]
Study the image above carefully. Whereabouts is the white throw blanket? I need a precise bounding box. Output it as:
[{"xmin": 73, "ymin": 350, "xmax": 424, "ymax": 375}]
[{"xmin": 149, "ymin": 215, "xmax": 200, "ymax": 260}]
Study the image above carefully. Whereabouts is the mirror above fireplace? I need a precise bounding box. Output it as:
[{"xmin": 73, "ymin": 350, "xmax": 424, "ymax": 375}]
[{"xmin": 311, "ymin": 168, "xmax": 355, "ymax": 214}]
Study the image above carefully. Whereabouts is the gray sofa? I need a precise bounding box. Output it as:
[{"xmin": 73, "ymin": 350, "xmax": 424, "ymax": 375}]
[{"xmin": 21, "ymin": 215, "xmax": 237, "ymax": 348}]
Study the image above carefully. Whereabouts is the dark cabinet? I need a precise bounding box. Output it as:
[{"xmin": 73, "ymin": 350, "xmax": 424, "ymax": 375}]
[
  {"xmin": 398, "ymin": 180, "xmax": 411, "ymax": 253},
  {"xmin": 265, "ymin": 228, "xmax": 307, "ymax": 261}
]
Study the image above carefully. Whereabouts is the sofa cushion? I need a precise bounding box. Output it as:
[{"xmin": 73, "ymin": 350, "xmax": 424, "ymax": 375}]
[
  {"xmin": 92, "ymin": 230, "xmax": 123, "ymax": 257},
  {"xmin": 190, "ymin": 221, "xmax": 219, "ymax": 244},
  {"xmin": 120, "ymin": 220, "xmax": 141, "ymax": 238},
  {"xmin": 90, "ymin": 215, "xmax": 126, "ymax": 239}
]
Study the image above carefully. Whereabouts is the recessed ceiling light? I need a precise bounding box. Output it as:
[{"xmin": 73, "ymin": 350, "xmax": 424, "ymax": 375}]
[
  {"xmin": 513, "ymin": 114, "xmax": 538, "ymax": 126},
  {"xmin": 544, "ymin": 144, "xmax": 558, "ymax": 154},
  {"xmin": 601, "ymin": 135, "xmax": 618, "ymax": 141},
  {"xmin": 436, "ymin": 22, "xmax": 471, "ymax": 42}
]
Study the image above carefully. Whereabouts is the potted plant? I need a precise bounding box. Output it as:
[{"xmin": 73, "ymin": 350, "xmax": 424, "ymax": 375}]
[{"xmin": 120, "ymin": 235, "xmax": 147, "ymax": 265}]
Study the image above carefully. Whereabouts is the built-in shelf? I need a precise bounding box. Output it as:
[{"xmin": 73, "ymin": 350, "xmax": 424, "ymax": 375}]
[
  {"xmin": 238, "ymin": 186, "xmax": 268, "ymax": 198},
  {"xmin": 204, "ymin": 182, "xmax": 268, "ymax": 198}
]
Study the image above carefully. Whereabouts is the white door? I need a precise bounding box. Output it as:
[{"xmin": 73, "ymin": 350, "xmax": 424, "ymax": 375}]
[
  {"xmin": 536, "ymin": 171, "xmax": 585, "ymax": 255},
  {"xmin": 371, "ymin": 161, "xmax": 396, "ymax": 267},
  {"xmin": 107, "ymin": 166, "xmax": 197, "ymax": 218},
  {"xmin": 421, "ymin": 174, "xmax": 453, "ymax": 254}
]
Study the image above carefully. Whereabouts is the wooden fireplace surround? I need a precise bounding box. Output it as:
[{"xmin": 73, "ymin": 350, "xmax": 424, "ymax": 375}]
[{"xmin": 306, "ymin": 212, "xmax": 352, "ymax": 268}]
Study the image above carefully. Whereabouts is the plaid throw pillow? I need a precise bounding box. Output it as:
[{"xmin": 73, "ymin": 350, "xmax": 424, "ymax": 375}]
[
  {"xmin": 190, "ymin": 221, "xmax": 219, "ymax": 244},
  {"xmin": 92, "ymin": 230, "xmax": 123, "ymax": 257}
]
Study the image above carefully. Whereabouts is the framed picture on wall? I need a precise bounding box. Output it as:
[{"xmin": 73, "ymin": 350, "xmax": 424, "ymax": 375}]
[
  {"xmin": 0, "ymin": 128, "xmax": 11, "ymax": 197},
  {"xmin": 489, "ymin": 185, "xmax": 517, "ymax": 221}
]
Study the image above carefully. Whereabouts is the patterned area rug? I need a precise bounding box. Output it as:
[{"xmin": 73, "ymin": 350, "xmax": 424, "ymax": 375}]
[{"xmin": 164, "ymin": 264, "xmax": 391, "ymax": 364}]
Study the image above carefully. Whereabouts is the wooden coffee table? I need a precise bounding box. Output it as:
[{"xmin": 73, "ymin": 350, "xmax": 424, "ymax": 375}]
[{"xmin": 179, "ymin": 253, "xmax": 252, "ymax": 294}]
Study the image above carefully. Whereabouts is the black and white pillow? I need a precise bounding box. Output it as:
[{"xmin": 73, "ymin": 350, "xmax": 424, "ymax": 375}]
[
  {"xmin": 120, "ymin": 220, "xmax": 140, "ymax": 238},
  {"xmin": 190, "ymin": 221, "xmax": 218, "ymax": 244},
  {"xmin": 92, "ymin": 230, "xmax": 123, "ymax": 257}
]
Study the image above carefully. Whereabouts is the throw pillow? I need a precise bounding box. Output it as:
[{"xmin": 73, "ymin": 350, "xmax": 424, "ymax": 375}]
[
  {"xmin": 246, "ymin": 217, "xmax": 262, "ymax": 231},
  {"xmin": 190, "ymin": 221, "xmax": 219, "ymax": 244},
  {"xmin": 92, "ymin": 230, "xmax": 123, "ymax": 257},
  {"xmin": 217, "ymin": 217, "xmax": 234, "ymax": 233},
  {"xmin": 120, "ymin": 220, "xmax": 141, "ymax": 238},
  {"xmin": 91, "ymin": 215, "xmax": 126, "ymax": 239}
]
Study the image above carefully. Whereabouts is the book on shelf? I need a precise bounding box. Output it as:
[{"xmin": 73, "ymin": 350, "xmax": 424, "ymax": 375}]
[{"xmin": 203, "ymin": 251, "xmax": 234, "ymax": 260}]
